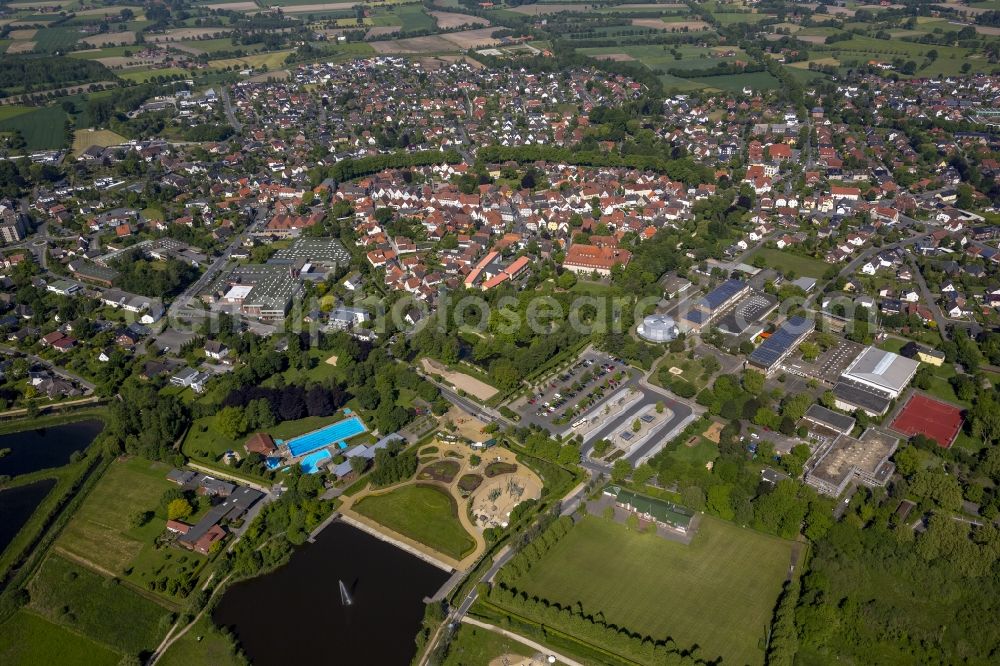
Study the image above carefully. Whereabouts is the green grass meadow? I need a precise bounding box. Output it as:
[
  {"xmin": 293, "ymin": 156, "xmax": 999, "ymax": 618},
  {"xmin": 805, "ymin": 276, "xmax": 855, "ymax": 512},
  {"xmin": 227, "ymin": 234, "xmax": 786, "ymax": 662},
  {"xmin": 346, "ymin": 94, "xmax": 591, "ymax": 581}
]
[
  {"xmin": 510, "ymin": 515, "xmax": 795, "ymax": 665},
  {"xmin": 750, "ymin": 247, "xmax": 831, "ymax": 278},
  {"xmin": 443, "ymin": 623, "xmax": 535, "ymax": 666},
  {"xmin": 54, "ymin": 456, "xmax": 211, "ymax": 603},
  {"xmin": 56, "ymin": 457, "xmax": 176, "ymax": 574},
  {"xmin": 0, "ymin": 611, "xmax": 120, "ymax": 666},
  {"xmin": 28, "ymin": 554, "xmax": 171, "ymax": 655},
  {"xmin": 354, "ymin": 483, "xmax": 475, "ymax": 560},
  {"xmin": 158, "ymin": 614, "xmax": 242, "ymax": 666}
]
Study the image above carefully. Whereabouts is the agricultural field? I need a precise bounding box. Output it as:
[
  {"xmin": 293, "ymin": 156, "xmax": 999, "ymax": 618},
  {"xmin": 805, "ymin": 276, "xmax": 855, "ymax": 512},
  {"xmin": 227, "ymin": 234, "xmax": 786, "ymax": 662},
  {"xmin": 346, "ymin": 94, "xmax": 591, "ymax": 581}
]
[
  {"xmin": 690, "ymin": 70, "xmax": 780, "ymax": 92},
  {"xmin": 711, "ymin": 10, "xmax": 773, "ymax": 25},
  {"xmin": 394, "ymin": 2, "xmax": 437, "ymax": 32},
  {"xmin": 53, "ymin": 457, "xmax": 209, "ymax": 601},
  {"xmin": 71, "ymin": 128, "xmax": 126, "ymax": 154},
  {"xmin": 812, "ymin": 35, "xmax": 984, "ymax": 77},
  {"xmin": 118, "ymin": 66, "xmax": 188, "ymax": 82},
  {"xmin": 579, "ymin": 44, "xmax": 773, "ymax": 91},
  {"xmin": 370, "ymin": 26, "xmax": 500, "ymax": 53},
  {"xmin": 69, "ymin": 45, "xmax": 142, "ymax": 59},
  {"xmin": 429, "ymin": 10, "xmax": 489, "ymax": 29},
  {"xmin": 207, "ymin": 50, "xmax": 295, "ymax": 71},
  {"xmin": 0, "ymin": 611, "xmax": 120, "ymax": 666},
  {"xmin": 749, "ymin": 247, "xmax": 831, "ymax": 278},
  {"xmin": 509, "ymin": 515, "xmax": 795, "ymax": 665},
  {"xmin": 28, "ymin": 25, "xmax": 84, "ymax": 52},
  {"xmin": 172, "ymin": 37, "xmax": 254, "ymax": 54},
  {"xmin": 353, "ymin": 483, "xmax": 476, "ymax": 560},
  {"xmin": 28, "ymin": 554, "xmax": 172, "ymax": 655},
  {"xmin": 0, "ymin": 105, "xmax": 68, "ymax": 150}
]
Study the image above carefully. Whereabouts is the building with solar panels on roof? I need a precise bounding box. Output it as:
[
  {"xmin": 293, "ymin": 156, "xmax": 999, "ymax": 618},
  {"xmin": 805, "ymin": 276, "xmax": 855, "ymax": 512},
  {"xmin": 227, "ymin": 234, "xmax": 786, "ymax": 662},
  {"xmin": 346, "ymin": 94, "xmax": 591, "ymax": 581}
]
[
  {"xmin": 637, "ymin": 314, "xmax": 679, "ymax": 342},
  {"xmin": 681, "ymin": 278, "xmax": 750, "ymax": 332},
  {"xmin": 748, "ymin": 316, "xmax": 816, "ymax": 375}
]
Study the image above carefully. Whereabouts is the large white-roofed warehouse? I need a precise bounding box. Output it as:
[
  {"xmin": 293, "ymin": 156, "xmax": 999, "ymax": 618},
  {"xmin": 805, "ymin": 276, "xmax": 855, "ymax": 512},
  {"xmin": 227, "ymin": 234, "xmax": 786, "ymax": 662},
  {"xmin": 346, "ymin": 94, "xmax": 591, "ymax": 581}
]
[
  {"xmin": 637, "ymin": 314, "xmax": 679, "ymax": 342},
  {"xmin": 840, "ymin": 346, "xmax": 919, "ymax": 399}
]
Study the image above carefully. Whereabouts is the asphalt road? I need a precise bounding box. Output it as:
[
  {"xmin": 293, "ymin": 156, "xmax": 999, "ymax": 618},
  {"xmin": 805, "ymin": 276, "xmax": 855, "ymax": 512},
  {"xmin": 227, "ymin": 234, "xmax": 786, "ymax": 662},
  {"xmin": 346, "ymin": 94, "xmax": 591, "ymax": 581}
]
[{"xmin": 221, "ymin": 86, "xmax": 243, "ymax": 133}]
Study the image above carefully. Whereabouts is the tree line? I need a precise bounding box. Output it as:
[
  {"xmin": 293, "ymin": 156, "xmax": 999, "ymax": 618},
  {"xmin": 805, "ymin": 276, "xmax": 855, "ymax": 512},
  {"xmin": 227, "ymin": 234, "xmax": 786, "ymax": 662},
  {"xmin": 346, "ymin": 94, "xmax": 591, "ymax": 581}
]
[{"xmin": 310, "ymin": 149, "xmax": 462, "ymax": 187}]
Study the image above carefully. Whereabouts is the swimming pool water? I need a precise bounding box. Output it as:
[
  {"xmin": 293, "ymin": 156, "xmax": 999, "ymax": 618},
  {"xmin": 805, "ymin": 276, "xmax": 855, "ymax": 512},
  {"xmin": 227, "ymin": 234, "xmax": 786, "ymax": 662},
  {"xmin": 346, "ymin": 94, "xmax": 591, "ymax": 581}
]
[
  {"xmin": 300, "ymin": 449, "xmax": 332, "ymax": 474},
  {"xmin": 285, "ymin": 417, "xmax": 367, "ymax": 458}
]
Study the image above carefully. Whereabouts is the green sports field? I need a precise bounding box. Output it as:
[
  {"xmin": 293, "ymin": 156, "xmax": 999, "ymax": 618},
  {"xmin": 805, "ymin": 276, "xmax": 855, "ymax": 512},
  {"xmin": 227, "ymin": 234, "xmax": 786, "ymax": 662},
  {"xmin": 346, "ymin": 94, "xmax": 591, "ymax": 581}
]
[
  {"xmin": 511, "ymin": 515, "xmax": 795, "ymax": 665},
  {"xmin": 353, "ymin": 483, "xmax": 475, "ymax": 560}
]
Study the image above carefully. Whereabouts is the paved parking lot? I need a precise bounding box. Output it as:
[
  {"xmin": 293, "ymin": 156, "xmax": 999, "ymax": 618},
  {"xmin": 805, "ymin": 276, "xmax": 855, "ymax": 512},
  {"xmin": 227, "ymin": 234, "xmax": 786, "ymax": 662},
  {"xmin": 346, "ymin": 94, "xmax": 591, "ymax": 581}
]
[
  {"xmin": 781, "ymin": 336, "xmax": 862, "ymax": 385},
  {"xmin": 512, "ymin": 351, "xmax": 633, "ymax": 430},
  {"xmin": 578, "ymin": 385, "xmax": 696, "ymax": 466}
]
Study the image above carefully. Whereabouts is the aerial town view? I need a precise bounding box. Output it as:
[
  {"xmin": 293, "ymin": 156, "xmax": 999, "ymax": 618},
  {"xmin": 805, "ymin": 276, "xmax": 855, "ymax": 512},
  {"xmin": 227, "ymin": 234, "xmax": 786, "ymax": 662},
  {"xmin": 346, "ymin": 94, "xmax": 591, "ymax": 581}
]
[{"xmin": 3, "ymin": 0, "xmax": 1000, "ymax": 664}]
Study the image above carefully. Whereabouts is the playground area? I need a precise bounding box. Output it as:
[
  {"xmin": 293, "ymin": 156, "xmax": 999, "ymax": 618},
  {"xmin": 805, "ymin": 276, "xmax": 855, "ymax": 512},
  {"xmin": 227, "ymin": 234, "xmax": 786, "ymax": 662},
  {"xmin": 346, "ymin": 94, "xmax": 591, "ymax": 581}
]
[
  {"xmin": 442, "ymin": 405, "xmax": 492, "ymax": 443},
  {"xmin": 470, "ymin": 456, "xmax": 543, "ymax": 530}
]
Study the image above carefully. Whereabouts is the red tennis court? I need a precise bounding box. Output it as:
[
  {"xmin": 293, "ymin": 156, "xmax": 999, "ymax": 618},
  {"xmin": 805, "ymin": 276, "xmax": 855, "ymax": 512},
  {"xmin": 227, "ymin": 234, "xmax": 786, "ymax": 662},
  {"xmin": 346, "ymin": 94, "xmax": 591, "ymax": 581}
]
[{"xmin": 890, "ymin": 393, "xmax": 964, "ymax": 448}]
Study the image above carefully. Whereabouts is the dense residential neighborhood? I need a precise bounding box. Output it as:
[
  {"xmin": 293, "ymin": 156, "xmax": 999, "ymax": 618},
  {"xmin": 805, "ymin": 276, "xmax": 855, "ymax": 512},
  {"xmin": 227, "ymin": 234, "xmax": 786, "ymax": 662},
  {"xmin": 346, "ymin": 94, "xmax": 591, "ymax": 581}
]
[{"xmin": 4, "ymin": 2, "xmax": 1000, "ymax": 666}]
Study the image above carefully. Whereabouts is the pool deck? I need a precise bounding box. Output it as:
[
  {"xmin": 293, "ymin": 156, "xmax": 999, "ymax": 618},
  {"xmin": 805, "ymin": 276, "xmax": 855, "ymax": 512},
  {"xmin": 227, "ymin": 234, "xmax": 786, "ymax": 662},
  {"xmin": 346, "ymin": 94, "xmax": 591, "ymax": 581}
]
[{"xmin": 284, "ymin": 417, "xmax": 367, "ymax": 459}]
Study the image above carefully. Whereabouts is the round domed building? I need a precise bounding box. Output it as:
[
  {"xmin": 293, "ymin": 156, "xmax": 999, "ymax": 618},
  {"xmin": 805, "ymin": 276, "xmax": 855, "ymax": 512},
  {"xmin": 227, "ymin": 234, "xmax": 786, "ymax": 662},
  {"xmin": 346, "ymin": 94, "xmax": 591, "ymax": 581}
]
[{"xmin": 637, "ymin": 314, "xmax": 679, "ymax": 343}]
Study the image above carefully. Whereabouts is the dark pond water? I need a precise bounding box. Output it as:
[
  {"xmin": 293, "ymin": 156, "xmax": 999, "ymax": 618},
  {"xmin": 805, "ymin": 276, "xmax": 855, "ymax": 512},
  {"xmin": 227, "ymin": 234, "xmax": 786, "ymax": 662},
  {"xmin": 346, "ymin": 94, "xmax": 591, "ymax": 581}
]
[
  {"xmin": 0, "ymin": 478, "xmax": 57, "ymax": 553},
  {"xmin": 214, "ymin": 521, "xmax": 450, "ymax": 665},
  {"xmin": 0, "ymin": 419, "xmax": 104, "ymax": 478}
]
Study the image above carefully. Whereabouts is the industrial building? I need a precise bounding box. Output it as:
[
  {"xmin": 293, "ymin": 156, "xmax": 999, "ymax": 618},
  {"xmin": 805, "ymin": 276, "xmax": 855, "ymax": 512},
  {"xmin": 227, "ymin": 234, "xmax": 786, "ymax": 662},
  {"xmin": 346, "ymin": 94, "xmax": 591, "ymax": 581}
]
[
  {"xmin": 747, "ymin": 316, "xmax": 815, "ymax": 375},
  {"xmin": 804, "ymin": 428, "xmax": 900, "ymax": 497},
  {"xmin": 636, "ymin": 314, "xmax": 679, "ymax": 342},
  {"xmin": 272, "ymin": 237, "xmax": 351, "ymax": 268},
  {"xmin": 218, "ymin": 264, "xmax": 303, "ymax": 321}
]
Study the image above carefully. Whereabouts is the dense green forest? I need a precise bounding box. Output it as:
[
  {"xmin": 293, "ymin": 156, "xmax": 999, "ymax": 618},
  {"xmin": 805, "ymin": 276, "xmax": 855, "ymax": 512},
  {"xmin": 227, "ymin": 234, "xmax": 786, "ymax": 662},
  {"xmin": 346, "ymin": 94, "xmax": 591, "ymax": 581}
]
[{"xmin": 0, "ymin": 56, "xmax": 115, "ymax": 96}]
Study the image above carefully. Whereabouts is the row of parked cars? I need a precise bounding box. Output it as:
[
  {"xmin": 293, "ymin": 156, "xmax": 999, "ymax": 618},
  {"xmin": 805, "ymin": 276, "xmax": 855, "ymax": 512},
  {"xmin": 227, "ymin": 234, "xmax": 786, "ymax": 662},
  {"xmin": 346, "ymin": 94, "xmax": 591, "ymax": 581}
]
[{"xmin": 528, "ymin": 357, "xmax": 626, "ymax": 419}]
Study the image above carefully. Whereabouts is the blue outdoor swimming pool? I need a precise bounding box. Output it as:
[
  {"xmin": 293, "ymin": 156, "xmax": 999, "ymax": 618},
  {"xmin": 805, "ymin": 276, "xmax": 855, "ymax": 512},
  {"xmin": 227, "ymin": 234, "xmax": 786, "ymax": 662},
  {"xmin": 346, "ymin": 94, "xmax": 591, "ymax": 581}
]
[
  {"xmin": 285, "ymin": 417, "xmax": 367, "ymax": 458},
  {"xmin": 300, "ymin": 449, "xmax": 332, "ymax": 474},
  {"xmin": 265, "ymin": 457, "xmax": 281, "ymax": 470}
]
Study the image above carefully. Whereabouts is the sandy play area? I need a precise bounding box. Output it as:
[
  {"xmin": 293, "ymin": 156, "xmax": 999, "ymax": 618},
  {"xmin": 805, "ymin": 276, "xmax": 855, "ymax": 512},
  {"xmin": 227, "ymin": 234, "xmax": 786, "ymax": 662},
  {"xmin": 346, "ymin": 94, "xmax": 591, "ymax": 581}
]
[
  {"xmin": 471, "ymin": 455, "xmax": 542, "ymax": 529},
  {"xmin": 702, "ymin": 421, "xmax": 723, "ymax": 444},
  {"xmin": 421, "ymin": 358, "xmax": 498, "ymax": 400},
  {"xmin": 444, "ymin": 405, "xmax": 490, "ymax": 442}
]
